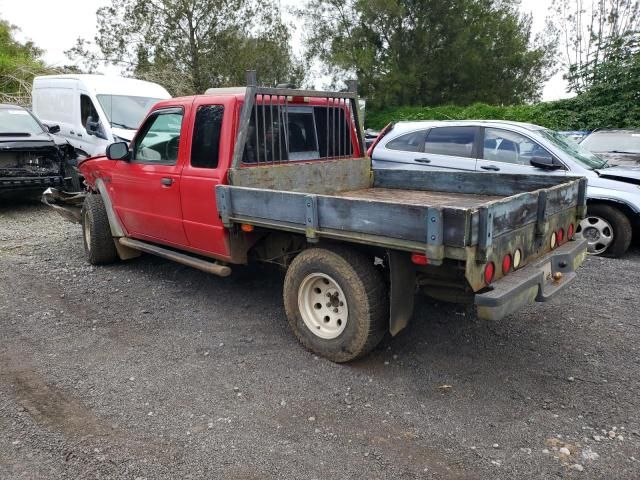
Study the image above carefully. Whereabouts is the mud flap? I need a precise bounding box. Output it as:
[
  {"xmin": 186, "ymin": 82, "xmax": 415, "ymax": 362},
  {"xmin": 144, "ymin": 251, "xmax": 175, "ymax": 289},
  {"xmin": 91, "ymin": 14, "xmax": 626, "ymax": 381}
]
[{"xmin": 387, "ymin": 250, "xmax": 416, "ymax": 336}]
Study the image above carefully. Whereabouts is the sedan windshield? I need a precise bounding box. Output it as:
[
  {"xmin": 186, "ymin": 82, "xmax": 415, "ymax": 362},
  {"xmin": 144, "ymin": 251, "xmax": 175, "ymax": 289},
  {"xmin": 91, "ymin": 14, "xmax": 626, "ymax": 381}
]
[
  {"xmin": 0, "ymin": 108, "xmax": 45, "ymax": 135},
  {"xmin": 581, "ymin": 132, "xmax": 640, "ymax": 154},
  {"xmin": 97, "ymin": 95, "xmax": 163, "ymax": 130},
  {"xmin": 540, "ymin": 129, "xmax": 608, "ymax": 169}
]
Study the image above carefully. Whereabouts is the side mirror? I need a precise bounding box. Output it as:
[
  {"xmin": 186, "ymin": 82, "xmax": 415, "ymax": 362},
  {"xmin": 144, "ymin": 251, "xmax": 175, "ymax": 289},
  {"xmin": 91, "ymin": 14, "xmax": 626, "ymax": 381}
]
[
  {"xmin": 106, "ymin": 142, "xmax": 130, "ymax": 161},
  {"xmin": 530, "ymin": 156, "xmax": 564, "ymax": 170},
  {"xmin": 86, "ymin": 117, "xmax": 108, "ymax": 140},
  {"xmin": 46, "ymin": 124, "xmax": 60, "ymax": 134}
]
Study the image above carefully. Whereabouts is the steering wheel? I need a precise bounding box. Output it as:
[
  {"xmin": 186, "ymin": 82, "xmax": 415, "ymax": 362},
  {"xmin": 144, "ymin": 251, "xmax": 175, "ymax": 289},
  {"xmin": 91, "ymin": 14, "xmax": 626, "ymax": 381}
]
[{"xmin": 165, "ymin": 135, "xmax": 180, "ymax": 161}]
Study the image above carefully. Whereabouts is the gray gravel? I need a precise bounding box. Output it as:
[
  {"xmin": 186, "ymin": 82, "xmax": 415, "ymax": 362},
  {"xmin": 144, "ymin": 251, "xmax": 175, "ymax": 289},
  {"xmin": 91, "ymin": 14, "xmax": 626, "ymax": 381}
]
[{"xmin": 1, "ymin": 200, "xmax": 640, "ymax": 479}]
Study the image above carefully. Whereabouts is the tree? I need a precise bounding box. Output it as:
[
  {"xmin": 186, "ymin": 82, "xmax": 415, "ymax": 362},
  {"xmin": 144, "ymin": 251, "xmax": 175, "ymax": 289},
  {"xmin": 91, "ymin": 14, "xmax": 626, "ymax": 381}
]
[
  {"xmin": 67, "ymin": 0, "xmax": 304, "ymax": 96},
  {"xmin": 0, "ymin": 18, "xmax": 50, "ymax": 105},
  {"xmin": 553, "ymin": 0, "xmax": 640, "ymax": 93},
  {"xmin": 301, "ymin": 0, "xmax": 555, "ymax": 108}
]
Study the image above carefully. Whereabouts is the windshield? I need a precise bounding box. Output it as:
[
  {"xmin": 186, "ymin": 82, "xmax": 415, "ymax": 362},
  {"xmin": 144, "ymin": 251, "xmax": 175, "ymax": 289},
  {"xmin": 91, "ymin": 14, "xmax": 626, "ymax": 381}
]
[
  {"xmin": 581, "ymin": 132, "xmax": 640, "ymax": 154},
  {"xmin": 0, "ymin": 108, "xmax": 45, "ymax": 135},
  {"xmin": 97, "ymin": 95, "xmax": 163, "ymax": 130},
  {"xmin": 540, "ymin": 129, "xmax": 608, "ymax": 169}
]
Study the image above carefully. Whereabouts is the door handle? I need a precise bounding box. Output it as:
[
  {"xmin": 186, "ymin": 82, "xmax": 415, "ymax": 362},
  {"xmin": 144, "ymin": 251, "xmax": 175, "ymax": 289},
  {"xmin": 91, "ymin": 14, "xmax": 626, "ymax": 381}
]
[
  {"xmin": 415, "ymin": 157, "xmax": 431, "ymax": 163},
  {"xmin": 70, "ymin": 130, "xmax": 75, "ymax": 135},
  {"xmin": 77, "ymin": 133, "xmax": 82, "ymax": 137},
  {"xmin": 481, "ymin": 165, "xmax": 500, "ymax": 171},
  {"xmin": 161, "ymin": 177, "xmax": 174, "ymax": 186}
]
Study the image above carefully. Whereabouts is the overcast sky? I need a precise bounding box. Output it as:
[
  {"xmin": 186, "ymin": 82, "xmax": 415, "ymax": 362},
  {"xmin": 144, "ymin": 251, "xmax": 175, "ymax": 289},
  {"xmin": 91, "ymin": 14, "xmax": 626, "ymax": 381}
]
[{"xmin": 0, "ymin": 0, "xmax": 572, "ymax": 101}]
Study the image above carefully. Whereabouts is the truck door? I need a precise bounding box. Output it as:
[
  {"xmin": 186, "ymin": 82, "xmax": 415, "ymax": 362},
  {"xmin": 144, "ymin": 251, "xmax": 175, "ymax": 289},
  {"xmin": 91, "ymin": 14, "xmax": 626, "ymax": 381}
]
[
  {"xmin": 110, "ymin": 104, "xmax": 189, "ymax": 246},
  {"xmin": 179, "ymin": 97, "xmax": 235, "ymax": 258},
  {"xmin": 77, "ymin": 92, "xmax": 109, "ymax": 156}
]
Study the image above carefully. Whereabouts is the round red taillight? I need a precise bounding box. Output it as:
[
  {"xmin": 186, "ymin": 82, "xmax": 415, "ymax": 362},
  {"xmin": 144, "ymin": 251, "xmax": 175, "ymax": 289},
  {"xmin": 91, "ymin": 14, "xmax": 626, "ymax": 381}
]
[
  {"xmin": 568, "ymin": 223, "xmax": 574, "ymax": 239},
  {"xmin": 484, "ymin": 262, "xmax": 495, "ymax": 284},
  {"xmin": 502, "ymin": 254, "xmax": 512, "ymax": 275},
  {"xmin": 557, "ymin": 228, "xmax": 564, "ymax": 244}
]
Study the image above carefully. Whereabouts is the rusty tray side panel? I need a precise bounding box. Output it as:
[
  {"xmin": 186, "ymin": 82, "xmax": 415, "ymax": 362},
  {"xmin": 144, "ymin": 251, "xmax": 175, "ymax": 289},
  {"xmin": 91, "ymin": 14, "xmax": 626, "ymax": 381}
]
[{"xmin": 228, "ymin": 157, "xmax": 372, "ymax": 195}]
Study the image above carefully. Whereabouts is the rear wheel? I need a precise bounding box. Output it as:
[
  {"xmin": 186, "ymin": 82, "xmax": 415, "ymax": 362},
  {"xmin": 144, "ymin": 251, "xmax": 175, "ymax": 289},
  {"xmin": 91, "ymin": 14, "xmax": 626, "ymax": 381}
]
[
  {"xmin": 576, "ymin": 204, "xmax": 632, "ymax": 257},
  {"xmin": 283, "ymin": 246, "xmax": 388, "ymax": 363},
  {"xmin": 82, "ymin": 194, "xmax": 118, "ymax": 265}
]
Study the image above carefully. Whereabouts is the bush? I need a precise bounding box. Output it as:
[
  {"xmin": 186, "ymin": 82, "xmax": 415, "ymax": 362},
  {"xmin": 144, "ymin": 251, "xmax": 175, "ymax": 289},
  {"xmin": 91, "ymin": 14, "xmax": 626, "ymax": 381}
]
[{"xmin": 364, "ymin": 96, "xmax": 640, "ymax": 131}]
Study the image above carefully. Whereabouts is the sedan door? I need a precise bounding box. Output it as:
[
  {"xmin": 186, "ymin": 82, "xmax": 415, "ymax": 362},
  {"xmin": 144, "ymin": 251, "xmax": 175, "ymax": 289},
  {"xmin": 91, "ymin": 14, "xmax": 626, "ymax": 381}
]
[{"xmin": 476, "ymin": 127, "xmax": 567, "ymax": 176}]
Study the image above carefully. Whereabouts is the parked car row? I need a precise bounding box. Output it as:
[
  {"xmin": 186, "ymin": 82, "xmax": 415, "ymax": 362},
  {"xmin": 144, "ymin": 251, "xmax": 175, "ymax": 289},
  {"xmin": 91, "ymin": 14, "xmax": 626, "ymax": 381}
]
[{"xmin": 368, "ymin": 121, "xmax": 640, "ymax": 257}]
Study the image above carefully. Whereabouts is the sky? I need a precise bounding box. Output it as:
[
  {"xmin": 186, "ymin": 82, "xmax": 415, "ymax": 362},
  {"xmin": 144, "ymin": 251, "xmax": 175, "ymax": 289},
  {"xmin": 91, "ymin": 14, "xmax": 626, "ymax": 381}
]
[{"xmin": 0, "ymin": 0, "xmax": 572, "ymax": 101}]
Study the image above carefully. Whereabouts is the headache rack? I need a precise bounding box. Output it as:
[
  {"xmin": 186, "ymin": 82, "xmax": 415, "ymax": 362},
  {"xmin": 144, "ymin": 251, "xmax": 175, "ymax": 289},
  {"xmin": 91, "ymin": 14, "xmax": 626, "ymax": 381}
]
[{"xmin": 229, "ymin": 71, "xmax": 366, "ymax": 169}]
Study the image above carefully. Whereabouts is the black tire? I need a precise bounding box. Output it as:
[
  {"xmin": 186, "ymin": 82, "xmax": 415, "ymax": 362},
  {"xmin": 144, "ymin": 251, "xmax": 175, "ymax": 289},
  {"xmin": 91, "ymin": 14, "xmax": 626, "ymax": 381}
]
[
  {"xmin": 283, "ymin": 246, "xmax": 388, "ymax": 363},
  {"xmin": 579, "ymin": 204, "xmax": 632, "ymax": 258},
  {"xmin": 82, "ymin": 194, "xmax": 118, "ymax": 265}
]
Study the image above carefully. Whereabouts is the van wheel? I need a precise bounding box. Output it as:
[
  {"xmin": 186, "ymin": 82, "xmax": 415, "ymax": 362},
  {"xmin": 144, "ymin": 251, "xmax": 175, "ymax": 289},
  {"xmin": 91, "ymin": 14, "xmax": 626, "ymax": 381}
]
[
  {"xmin": 82, "ymin": 194, "xmax": 118, "ymax": 265},
  {"xmin": 576, "ymin": 204, "xmax": 632, "ymax": 257},
  {"xmin": 283, "ymin": 246, "xmax": 388, "ymax": 363}
]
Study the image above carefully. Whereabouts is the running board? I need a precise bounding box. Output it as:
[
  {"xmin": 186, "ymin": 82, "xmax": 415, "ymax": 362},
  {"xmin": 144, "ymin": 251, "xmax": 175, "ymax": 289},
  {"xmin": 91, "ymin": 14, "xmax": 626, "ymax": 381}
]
[{"xmin": 118, "ymin": 237, "xmax": 232, "ymax": 277}]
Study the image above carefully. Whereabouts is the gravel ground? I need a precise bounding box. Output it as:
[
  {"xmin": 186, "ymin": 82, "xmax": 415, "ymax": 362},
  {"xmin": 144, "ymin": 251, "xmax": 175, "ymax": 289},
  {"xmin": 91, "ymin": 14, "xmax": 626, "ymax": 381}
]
[{"xmin": 1, "ymin": 200, "xmax": 639, "ymax": 480}]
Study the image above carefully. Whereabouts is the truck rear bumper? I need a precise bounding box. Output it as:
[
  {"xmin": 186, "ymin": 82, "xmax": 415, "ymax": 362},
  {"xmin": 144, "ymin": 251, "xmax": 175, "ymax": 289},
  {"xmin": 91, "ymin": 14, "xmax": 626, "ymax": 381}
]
[{"xmin": 474, "ymin": 238, "xmax": 587, "ymax": 321}]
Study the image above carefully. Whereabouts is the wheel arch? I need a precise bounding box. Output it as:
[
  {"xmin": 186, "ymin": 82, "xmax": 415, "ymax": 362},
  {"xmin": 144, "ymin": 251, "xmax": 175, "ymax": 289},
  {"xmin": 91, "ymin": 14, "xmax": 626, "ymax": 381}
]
[{"xmin": 587, "ymin": 197, "xmax": 640, "ymax": 228}]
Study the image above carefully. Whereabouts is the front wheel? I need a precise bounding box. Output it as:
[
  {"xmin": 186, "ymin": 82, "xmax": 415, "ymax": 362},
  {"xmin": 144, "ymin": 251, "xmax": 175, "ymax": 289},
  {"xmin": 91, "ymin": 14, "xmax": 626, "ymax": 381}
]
[
  {"xmin": 283, "ymin": 246, "xmax": 388, "ymax": 363},
  {"xmin": 82, "ymin": 194, "xmax": 118, "ymax": 265},
  {"xmin": 576, "ymin": 204, "xmax": 632, "ymax": 257}
]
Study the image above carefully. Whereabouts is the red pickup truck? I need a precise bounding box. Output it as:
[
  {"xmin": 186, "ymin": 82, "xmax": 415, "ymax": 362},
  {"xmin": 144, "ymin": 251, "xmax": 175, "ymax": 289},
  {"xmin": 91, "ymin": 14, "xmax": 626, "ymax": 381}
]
[{"xmin": 46, "ymin": 73, "xmax": 588, "ymax": 362}]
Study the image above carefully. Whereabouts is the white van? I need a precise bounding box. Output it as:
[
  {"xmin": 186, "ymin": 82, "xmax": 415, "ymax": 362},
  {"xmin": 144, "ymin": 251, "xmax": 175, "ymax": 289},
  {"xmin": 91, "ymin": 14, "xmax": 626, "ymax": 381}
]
[{"xmin": 32, "ymin": 74, "xmax": 171, "ymax": 156}]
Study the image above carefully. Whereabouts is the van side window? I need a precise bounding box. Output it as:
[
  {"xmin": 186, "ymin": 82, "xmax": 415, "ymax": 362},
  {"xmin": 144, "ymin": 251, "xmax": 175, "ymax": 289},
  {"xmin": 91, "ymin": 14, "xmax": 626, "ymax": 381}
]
[
  {"xmin": 191, "ymin": 105, "xmax": 224, "ymax": 169},
  {"xmin": 424, "ymin": 127, "xmax": 476, "ymax": 158},
  {"xmin": 80, "ymin": 94, "xmax": 99, "ymax": 129},
  {"xmin": 133, "ymin": 109, "xmax": 184, "ymax": 165}
]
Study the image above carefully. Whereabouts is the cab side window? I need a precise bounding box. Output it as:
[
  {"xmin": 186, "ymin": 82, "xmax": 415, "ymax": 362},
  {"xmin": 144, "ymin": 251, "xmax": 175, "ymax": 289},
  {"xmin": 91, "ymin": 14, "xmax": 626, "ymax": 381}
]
[
  {"xmin": 80, "ymin": 94, "xmax": 99, "ymax": 129},
  {"xmin": 424, "ymin": 127, "xmax": 475, "ymax": 158},
  {"xmin": 385, "ymin": 130, "xmax": 427, "ymax": 152},
  {"xmin": 133, "ymin": 109, "xmax": 183, "ymax": 165},
  {"xmin": 191, "ymin": 105, "xmax": 224, "ymax": 169},
  {"xmin": 483, "ymin": 128, "xmax": 553, "ymax": 165}
]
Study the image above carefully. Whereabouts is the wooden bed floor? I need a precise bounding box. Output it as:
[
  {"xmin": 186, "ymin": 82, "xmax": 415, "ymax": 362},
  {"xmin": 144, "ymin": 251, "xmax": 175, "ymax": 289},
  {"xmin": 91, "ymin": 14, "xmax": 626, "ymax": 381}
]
[{"xmin": 335, "ymin": 187, "xmax": 505, "ymax": 208}]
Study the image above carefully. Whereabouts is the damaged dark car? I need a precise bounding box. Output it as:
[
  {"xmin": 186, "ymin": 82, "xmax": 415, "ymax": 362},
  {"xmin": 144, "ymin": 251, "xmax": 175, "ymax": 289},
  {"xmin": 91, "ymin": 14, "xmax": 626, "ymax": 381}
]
[{"xmin": 0, "ymin": 104, "xmax": 82, "ymax": 199}]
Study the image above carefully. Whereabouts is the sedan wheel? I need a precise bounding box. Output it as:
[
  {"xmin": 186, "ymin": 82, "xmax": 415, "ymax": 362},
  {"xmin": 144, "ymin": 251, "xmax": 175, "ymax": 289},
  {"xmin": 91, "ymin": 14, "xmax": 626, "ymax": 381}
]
[{"xmin": 576, "ymin": 215, "xmax": 614, "ymax": 255}]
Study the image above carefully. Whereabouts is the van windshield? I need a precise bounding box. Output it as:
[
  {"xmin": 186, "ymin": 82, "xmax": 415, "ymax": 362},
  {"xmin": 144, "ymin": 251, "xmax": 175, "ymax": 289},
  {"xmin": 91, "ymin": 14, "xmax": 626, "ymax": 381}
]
[{"xmin": 97, "ymin": 95, "xmax": 163, "ymax": 130}]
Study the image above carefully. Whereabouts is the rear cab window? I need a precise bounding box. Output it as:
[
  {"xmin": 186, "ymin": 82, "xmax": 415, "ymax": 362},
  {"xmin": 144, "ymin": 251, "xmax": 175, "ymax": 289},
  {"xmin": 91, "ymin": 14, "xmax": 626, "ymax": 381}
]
[
  {"xmin": 191, "ymin": 105, "xmax": 224, "ymax": 169},
  {"xmin": 242, "ymin": 102, "xmax": 354, "ymax": 164}
]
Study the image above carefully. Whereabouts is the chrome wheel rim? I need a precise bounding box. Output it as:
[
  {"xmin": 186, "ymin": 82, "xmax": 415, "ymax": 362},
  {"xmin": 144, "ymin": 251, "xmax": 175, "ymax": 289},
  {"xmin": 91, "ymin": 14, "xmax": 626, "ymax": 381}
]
[
  {"xmin": 298, "ymin": 273, "xmax": 348, "ymax": 339},
  {"xmin": 576, "ymin": 215, "xmax": 613, "ymax": 255},
  {"xmin": 83, "ymin": 211, "xmax": 91, "ymax": 250}
]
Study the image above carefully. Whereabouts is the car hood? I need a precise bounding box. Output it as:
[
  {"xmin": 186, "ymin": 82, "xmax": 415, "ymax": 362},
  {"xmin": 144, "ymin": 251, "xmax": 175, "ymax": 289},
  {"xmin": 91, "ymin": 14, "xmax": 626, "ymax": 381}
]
[
  {"xmin": 0, "ymin": 132, "xmax": 59, "ymax": 151},
  {"xmin": 595, "ymin": 165, "xmax": 640, "ymax": 186},
  {"xmin": 596, "ymin": 151, "xmax": 640, "ymax": 167}
]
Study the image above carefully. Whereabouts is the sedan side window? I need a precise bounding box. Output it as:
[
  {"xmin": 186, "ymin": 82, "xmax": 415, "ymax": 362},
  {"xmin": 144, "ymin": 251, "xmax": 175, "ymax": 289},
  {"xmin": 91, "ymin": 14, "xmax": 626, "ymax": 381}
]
[
  {"xmin": 385, "ymin": 130, "xmax": 427, "ymax": 152},
  {"xmin": 424, "ymin": 127, "xmax": 475, "ymax": 158},
  {"xmin": 484, "ymin": 128, "xmax": 553, "ymax": 166},
  {"xmin": 134, "ymin": 110, "xmax": 184, "ymax": 165}
]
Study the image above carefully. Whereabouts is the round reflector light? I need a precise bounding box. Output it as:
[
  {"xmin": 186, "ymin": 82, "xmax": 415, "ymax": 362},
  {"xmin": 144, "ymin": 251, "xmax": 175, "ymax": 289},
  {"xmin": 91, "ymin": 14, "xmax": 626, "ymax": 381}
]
[
  {"xmin": 484, "ymin": 262, "xmax": 495, "ymax": 284},
  {"xmin": 513, "ymin": 249, "xmax": 522, "ymax": 269},
  {"xmin": 550, "ymin": 232, "xmax": 557, "ymax": 249},
  {"xmin": 502, "ymin": 254, "xmax": 512, "ymax": 274}
]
